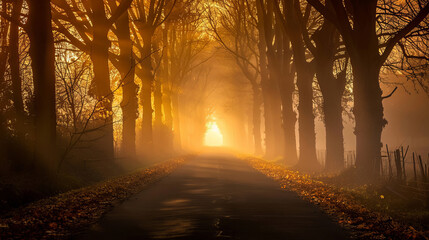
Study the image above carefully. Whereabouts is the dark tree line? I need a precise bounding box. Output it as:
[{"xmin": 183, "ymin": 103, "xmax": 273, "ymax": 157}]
[
  {"xmin": 0, "ymin": 0, "xmax": 209, "ymax": 180},
  {"xmin": 0, "ymin": 0, "xmax": 428, "ymax": 182},
  {"xmin": 209, "ymin": 0, "xmax": 429, "ymax": 177}
]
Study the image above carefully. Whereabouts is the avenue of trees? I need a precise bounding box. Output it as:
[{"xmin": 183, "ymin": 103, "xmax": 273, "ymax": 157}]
[
  {"xmin": 209, "ymin": 0, "xmax": 429, "ymax": 177},
  {"xmin": 0, "ymin": 0, "xmax": 428, "ymax": 182}
]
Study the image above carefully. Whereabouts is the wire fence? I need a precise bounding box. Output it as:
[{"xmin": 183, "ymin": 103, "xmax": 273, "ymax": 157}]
[
  {"xmin": 380, "ymin": 145, "xmax": 429, "ymax": 205},
  {"xmin": 316, "ymin": 146, "xmax": 429, "ymax": 205}
]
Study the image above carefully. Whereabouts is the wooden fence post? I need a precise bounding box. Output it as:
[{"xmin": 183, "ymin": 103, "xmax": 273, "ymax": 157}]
[
  {"xmin": 413, "ymin": 153, "xmax": 417, "ymax": 182},
  {"xmin": 394, "ymin": 149, "xmax": 402, "ymax": 181},
  {"xmin": 386, "ymin": 145, "xmax": 392, "ymax": 179},
  {"xmin": 401, "ymin": 146, "xmax": 408, "ymax": 181},
  {"xmin": 418, "ymin": 155, "xmax": 427, "ymax": 183}
]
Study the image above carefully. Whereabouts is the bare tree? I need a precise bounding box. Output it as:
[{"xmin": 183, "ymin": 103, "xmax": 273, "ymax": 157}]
[
  {"xmin": 52, "ymin": 0, "xmax": 133, "ymax": 160},
  {"xmin": 9, "ymin": 0, "xmax": 25, "ymax": 144},
  {"xmin": 27, "ymin": 0, "xmax": 58, "ymax": 175},
  {"xmin": 129, "ymin": 0, "xmax": 176, "ymax": 151},
  {"xmin": 307, "ymin": 0, "xmax": 429, "ymax": 177},
  {"xmin": 294, "ymin": 2, "xmax": 349, "ymax": 171},
  {"xmin": 256, "ymin": 0, "xmax": 292, "ymax": 160},
  {"xmin": 109, "ymin": 0, "xmax": 139, "ymax": 158},
  {"xmin": 208, "ymin": 0, "xmax": 263, "ymax": 154}
]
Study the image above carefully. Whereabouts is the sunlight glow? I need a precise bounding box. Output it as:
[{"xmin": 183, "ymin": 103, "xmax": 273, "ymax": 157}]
[{"xmin": 203, "ymin": 121, "xmax": 223, "ymax": 147}]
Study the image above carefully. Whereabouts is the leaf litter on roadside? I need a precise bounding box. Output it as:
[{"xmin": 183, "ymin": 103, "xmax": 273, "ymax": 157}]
[
  {"xmin": 243, "ymin": 156, "xmax": 429, "ymax": 240},
  {"xmin": 0, "ymin": 157, "xmax": 188, "ymax": 240}
]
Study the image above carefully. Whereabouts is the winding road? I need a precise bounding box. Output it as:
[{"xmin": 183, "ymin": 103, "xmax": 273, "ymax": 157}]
[{"xmin": 75, "ymin": 153, "xmax": 350, "ymax": 240}]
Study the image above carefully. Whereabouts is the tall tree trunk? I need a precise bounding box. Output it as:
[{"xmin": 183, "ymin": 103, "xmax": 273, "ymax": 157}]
[
  {"xmin": 251, "ymin": 86, "xmax": 263, "ymax": 155},
  {"xmin": 140, "ymin": 30, "xmax": 154, "ymax": 150},
  {"xmin": 116, "ymin": 10, "xmax": 138, "ymax": 158},
  {"xmin": 9, "ymin": 0, "xmax": 24, "ymax": 131},
  {"xmin": 153, "ymin": 43, "xmax": 163, "ymax": 128},
  {"xmin": 277, "ymin": 69, "xmax": 297, "ymax": 164},
  {"xmin": 152, "ymin": 43, "xmax": 164, "ymax": 152},
  {"xmin": 171, "ymin": 93, "xmax": 181, "ymax": 150},
  {"xmin": 255, "ymin": 3, "xmax": 276, "ymax": 157},
  {"xmin": 258, "ymin": 44, "xmax": 276, "ymax": 157},
  {"xmin": 273, "ymin": 28, "xmax": 297, "ymax": 164},
  {"xmin": 0, "ymin": 1, "xmax": 10, "ymax": 171},
  {"xmin": 270, "ymin": 90, "xmax": 284, "ymax": 157},
  {"xmin": 9, "ymin": 0, "xmax": 26, "ymax": 171},
  {"xmin": 162, "ymin": 79, "xmax": 174, "ymax": 154},
  {"xmin": 27, "ymin": 0, "xmax": 57, "ymax": 174},
  {"xmin": 163, "ymin": 87, "xmax": 173, "ymax": 130},
  {"xmin": 162, "ymin": 27, "xmax": 173, "ymax": 132},
  {"xmin": 323, "ymin": 91, "xmax": 344, "ymax": 171},
  {"xmin": 0, "ymin": 1, "xmax": 9, "ymax": 84},
  {"xmin": 313, "ymin": 22, "xmax": 346, "ymax": 172},
  {"xmin": 296, "ymin": 68, "xmax": 319, "ymax": 169},
  {"xmin": 353, "ymin": 62, "xmax": 384, "ymax": 178},
  {"xmin": 90, "ymin": 0, "xmax": 114, "ymax": 160},
  {"xmin": 284, "ymin": 0, "xmax": 318, "ymax": 170},
  {"xmin": 161, "ymin": 26, "xmax": 173, "ymax": 152},
  {"xmin": 351, "ymin": 2, "xmax": 384, "ymax": 178},
  {"xmin": 154, "ymin": 76, "xmax": 163, "ymax": 127}
]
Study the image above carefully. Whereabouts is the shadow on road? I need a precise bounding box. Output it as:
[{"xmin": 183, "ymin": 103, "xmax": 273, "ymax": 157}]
[{"xmin": 74, "ymin": 152, "xmax": 350, "ymax": 240}]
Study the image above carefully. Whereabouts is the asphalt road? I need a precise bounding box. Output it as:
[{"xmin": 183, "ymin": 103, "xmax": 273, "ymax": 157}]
[{"xmin": 74, "ymin": 153, "xmax": 350, "ymax": 240}]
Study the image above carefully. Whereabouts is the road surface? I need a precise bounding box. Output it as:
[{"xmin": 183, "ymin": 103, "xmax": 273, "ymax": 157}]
[{"xmin": 74, "ymin": 153, "xmax": 350, "ymax": 240}]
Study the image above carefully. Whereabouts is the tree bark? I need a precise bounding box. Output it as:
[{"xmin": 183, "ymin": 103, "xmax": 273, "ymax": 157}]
[
  {"xmin": 259, "ymin": 44, "xmax": 284, "ymax": 159},
  {"xmin": 256, "ymin": 3, "xmax": 276, "ymax": 158},
  {"xmin": 284, "ymin": 0, "xmax": 318, "ymax": 170},
  {"xmin": 140, "ymin": 29, "xmax": 155, "ymax": 150},
  {"xmin": 27, "ymin": 0, "xmax": 57, "ymax": 174},
  {"xmin": 322, "ymin": 84, "xmax": 344, "ymax": 171},
  {"xmin": 272, "ymin": 25, "xmax": 297, "ymax": 164},
  {"xmin": 313, "ymin": 21, "xmax": 346, "ymax": 171},
  {"xmin": 171, "ymin": 93, "xmax": 181, "ymax": 150},
  {"xmin": 0, "ymin": 1, "xmax": 9, "ymax": 84},
  {"xmin": 296, "ymin": 68, "xmax": 319, "ymax": 169},
  {"xmin": 353, "ymin": 61, "xmax": 384, "ymax": 178},
  {"xmin": 116, "ymin": 10, "xmax": 138, "ymax": 158},
  {"xmin": 153, "ymin": 42, "xmax": 163, "ymax": 129},
  {"xmin": 9, "ymin": 0, "xmax": 25, "ymax": 135},
  {"xmin": 89, "ymin": 0, "xmax": 114, "ymax": 160},
  {"xmin": 251, "ymin": 85, "xmax": 263, "ymax": 155},
  {"xmin": 9, "ymin": 0, "xmax": 26, "ymax": 171},
  {"xmin": 154, "ymin": 74, "xmax": 163, "ymax": 128},
  {"xmin": 259, "ymin": 47, "xmax": 276, "ymax": 158},
  {"xmin": 349, "ymin": 1, "xmax": 384, "ymax": 178},
  {"xmin": 162, "ymin": 27, "xmax": 173, "ymax": 132},
  {"xmin": 163, "ymin": 88, "xmax": 173, "ymax": 130},
  {"xmin": 161, "ymin": 26, "xmax": 173, "ymax": 152},
  {"xmin": 278, "ymin": 70, "xmax": 297, "ymax": 164}
]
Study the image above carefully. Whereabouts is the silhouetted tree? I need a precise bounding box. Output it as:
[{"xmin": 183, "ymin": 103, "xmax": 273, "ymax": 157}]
[
  {"xmin": 110, "ymin": 0, "xmax": 139, "ymax": 158},
  {"xmin": 208, "ymin": 0, "xmax": 263, "ymax": 155},
  {"xmin": 129, "ymin": 0, "xmax": 176, "ymax": 151},
  {"xmin": 296, "ymin": 2, "xmax": 349, "ymax": 171},
  {"xmin": 27, "ymin": 0, "xmax": 58, "ymax": 174},
  {"xmin": 256, "ymin": 0, "xmax": 291, "ymax": 160},
  {"xmin": 307, "ymin": 0, "xmax": 429, "ymax": 177},
  {"xmin": 9, "ymin": 0, "xmax": 25, "ymax": 144},
  {"xmin": 52, "ymin": 0, "xmax": 133, "ymax": 160}
]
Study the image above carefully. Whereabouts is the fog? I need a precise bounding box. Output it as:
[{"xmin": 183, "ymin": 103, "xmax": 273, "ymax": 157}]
[{"xmin": 1, "ymin": 1, "xmax": 429, "ymax": 235}]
